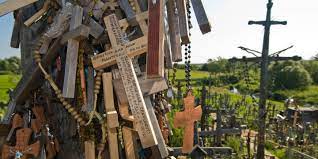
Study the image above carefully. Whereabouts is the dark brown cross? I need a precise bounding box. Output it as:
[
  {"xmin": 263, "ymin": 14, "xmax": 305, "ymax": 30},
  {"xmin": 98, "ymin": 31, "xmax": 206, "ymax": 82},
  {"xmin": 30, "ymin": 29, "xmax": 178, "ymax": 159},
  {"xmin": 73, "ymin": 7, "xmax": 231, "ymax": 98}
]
[
  {"xmin": 174, "ymin": 91, "xmax": 202, "ymax": 153},
  {"xmin": 2, "ymin": 128, "xmax": 40, "ymax": 159}
]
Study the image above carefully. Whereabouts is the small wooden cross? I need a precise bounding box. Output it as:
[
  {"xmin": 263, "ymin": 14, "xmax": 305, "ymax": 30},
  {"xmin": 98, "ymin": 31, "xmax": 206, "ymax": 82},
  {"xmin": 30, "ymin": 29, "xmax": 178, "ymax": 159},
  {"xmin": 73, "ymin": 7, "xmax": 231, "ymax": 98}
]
[
  {"xmin": 174, "ymin": 91, "xmax": 202, "ymax": 153},
  {"xmin": 2, "ymin": 128, "xmax": 40, "ymax": 159}
]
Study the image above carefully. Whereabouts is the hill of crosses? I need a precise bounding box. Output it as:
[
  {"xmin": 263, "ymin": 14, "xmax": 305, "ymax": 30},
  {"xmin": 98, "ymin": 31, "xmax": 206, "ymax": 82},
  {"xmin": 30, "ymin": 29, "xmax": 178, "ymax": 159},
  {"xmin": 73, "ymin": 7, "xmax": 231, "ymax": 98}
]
[{"xmin": 0, "ymin": 0, "xmax": 214, "ymax": 158}]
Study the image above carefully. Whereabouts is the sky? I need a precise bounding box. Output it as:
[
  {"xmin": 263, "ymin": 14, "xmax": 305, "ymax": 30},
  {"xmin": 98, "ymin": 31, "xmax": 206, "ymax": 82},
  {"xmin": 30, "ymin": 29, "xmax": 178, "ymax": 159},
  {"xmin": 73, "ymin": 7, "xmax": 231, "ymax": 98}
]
[{"xmin": 0, "ymin": 0, "xmax": 318, "ymax": 63}]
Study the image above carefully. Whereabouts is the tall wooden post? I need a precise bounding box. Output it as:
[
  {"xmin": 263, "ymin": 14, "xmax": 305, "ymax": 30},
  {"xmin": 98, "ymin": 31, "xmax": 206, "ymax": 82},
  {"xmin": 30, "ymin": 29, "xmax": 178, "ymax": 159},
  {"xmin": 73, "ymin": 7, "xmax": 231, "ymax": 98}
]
[{"xmin": 248, "ymin": 0, "xmax": 287, "ymax": 158}]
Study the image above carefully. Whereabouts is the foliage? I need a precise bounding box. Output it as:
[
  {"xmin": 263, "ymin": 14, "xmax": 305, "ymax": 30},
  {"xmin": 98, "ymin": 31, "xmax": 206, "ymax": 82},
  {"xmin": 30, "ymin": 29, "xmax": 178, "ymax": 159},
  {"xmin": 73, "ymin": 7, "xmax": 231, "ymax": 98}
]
[
  {"xmin": 301, "ymin": 60, "xmax": 318, "ymax": 84},
  {"xmin": 200, "ymin": 57, "xmax": 230, "ymax": 74},
  {"xmin": 270, "ymin": 61, "xmax": 312, "ymax": 90},
  {"xmin": 0, "ymin": 56, "xmax": 21, "ymax": 74},
  {"xmin": 224, "ymin": 136, "xmax": 244, "ymax": 156}
]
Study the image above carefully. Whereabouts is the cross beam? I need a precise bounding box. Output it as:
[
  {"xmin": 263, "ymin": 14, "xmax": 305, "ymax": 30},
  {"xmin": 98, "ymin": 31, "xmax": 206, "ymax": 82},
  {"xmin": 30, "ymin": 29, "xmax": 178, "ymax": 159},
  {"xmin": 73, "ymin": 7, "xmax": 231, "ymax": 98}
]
[{"xmin": 248, "ymin": 0, "xmax": 287, "ymax": 158}]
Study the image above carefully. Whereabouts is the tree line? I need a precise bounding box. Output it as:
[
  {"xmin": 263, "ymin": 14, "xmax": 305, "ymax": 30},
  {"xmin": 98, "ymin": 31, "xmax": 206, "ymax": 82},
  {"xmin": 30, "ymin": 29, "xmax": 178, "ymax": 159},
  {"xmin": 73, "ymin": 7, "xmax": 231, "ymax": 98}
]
[{"xmin": 0, "ymin": 56, "xmax": 21, "ymax": 74}]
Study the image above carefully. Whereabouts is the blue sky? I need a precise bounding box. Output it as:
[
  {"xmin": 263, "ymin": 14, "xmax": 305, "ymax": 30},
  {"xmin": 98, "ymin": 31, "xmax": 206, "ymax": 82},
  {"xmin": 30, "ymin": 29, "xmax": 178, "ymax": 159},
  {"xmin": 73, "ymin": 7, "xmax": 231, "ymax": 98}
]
[{"xmin": 0, "ymin": 0, "xmax": 318, "ymax": 63}]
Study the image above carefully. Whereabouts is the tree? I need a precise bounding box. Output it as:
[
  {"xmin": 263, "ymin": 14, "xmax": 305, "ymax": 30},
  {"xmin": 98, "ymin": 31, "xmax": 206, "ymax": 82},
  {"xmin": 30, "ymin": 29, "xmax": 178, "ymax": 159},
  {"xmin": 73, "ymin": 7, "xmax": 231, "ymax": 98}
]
[
  {"xmin": 273, "ymin": 63, "xmax": 312, "ymax": 89},
  {"xmin": 301, "ymin": 60, "xmax": 318, "ymax": 84}
]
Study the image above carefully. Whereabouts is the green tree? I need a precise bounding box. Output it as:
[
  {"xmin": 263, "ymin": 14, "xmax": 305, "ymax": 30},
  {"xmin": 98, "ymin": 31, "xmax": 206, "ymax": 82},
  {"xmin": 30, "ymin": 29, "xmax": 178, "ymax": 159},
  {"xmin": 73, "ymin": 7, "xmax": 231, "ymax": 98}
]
[
  {"xmin": 273, "ymin": 64, "xmax": 312, "ymax": 89},
  {"xmin": 301, "ymin": 60, "xmax": 318, "ymax": 84}
]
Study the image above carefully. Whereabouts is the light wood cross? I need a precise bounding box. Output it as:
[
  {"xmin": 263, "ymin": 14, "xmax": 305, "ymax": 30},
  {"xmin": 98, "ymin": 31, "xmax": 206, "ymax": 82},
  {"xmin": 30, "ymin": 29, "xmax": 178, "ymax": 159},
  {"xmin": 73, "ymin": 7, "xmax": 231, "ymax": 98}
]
[
  {"xmin": 2, "ymin": 128, "xmax": 40, "ymax": 159},
  {"xmin": 102, "ymin": 72, "xmax": 120, "ymax": 159},
  {"xmin": 174, "ymin": 91, "xmax": 202, "ymax": 153},
  {"xmin": 92, "ymin": 14, "xmax": 157, "ymax": 148},
  {"xmin": 0, "ymin": 0, "xmax": 38, "ymax": 17},
  {"xmin": 62, "ymin": 5, "xmax": 84, "ymax": 98}
]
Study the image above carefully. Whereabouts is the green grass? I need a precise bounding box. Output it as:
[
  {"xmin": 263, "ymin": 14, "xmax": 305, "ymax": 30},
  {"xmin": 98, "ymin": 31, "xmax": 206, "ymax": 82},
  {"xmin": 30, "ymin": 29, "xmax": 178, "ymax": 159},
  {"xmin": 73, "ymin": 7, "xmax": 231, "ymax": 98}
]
[
  {"xmin": 274, "ymin": 85, "xmax": 318, "ymax": 105},
  {"xmin": 0, "ymin": 74, "xmax": 20, "ymax": 103},
  {"xmin": 169, "ymin": 69, "xmax": 210, "ymax": 80}
]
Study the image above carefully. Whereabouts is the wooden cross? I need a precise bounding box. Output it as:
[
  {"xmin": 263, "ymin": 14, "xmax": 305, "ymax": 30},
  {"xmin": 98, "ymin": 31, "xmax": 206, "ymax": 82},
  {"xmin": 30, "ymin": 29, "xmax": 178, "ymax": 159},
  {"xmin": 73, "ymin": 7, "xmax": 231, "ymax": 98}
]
[
  {"xmin": 176, "ymin": 0, "xmax": 190, "ymax": 44},
  {"xmin": 84, "ymin": 140, "xmax": 95, "ymax": 159},
  {"xmin": 248, "ymin": 1, "xmax": 287, "ymax": 157},
  {"xmin": 0, "ymin": 0, "xmax": 38, "ymax": 17},
  {"xmin": 190, "ymin": 0, "xmax": 211, "ymax": 34},
  {"xmin": 102, "ymin": 72, "xmax": 120, "ymax": 159},
  {"xmin": 147, "ymin": 0, "xmax": 164, "ymax": 78},
  {"xmin": 24, "ymin": 0, "xmax": 50, "ymax": 27},
  {"xmin": 166, "ymin": 0, "xmax": 182, "ymax": 62},
  {"xmin": 122, "ymin": 126, "xmax": 140, "ymax": 159},
  {"xmin": 96, "ymin": 14, "xmax": 157, "ymax": 148},
  {"xmin": 173, "ymin": 91, "xmax": 202, "ymax": 153},
  {"xmin": 2, "ymin": 128, "xmax": 40, "ymax": 159},
  {"xmin": 62, "ymin": 5, "xmax": 84, "ymax": 98}
]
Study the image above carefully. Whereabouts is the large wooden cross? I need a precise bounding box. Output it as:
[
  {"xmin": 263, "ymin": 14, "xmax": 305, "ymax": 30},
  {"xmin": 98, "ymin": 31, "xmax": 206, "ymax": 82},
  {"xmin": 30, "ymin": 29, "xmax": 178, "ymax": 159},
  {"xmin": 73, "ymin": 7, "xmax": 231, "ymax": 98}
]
[
  {"xmin": 62, "ymin": 5, "xmax": 84, "ymax": 98},
  {"xmin": 173, "ymin": 91, "xmax": 202, "ymax": 153},
  {"xmin": 2, "ymin": 128, "xmax": 40, "ymax": 159},
  {"xmin": 93, "ymin": 14, "xmax": 157, "ymax": 148}
]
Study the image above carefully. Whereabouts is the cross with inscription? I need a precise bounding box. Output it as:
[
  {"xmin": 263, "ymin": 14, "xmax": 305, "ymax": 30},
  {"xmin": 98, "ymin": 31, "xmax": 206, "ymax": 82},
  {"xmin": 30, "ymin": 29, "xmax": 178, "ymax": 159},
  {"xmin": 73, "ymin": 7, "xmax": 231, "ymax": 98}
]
[
  {"xmin": 92, "ymin": 14, "xmax": 157, "ymax": 148},
  {"xmin": 173, "ymin": 90, "xmax": 202, "ymax": 153}
]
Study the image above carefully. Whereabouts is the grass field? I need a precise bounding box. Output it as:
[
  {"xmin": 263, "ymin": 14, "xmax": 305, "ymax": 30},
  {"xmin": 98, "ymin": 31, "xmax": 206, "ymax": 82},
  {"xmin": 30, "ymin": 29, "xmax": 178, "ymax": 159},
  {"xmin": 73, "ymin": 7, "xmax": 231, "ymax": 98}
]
[{"xmin": 0, "ymin": 74, "xmax": 20, "ymax": 103}]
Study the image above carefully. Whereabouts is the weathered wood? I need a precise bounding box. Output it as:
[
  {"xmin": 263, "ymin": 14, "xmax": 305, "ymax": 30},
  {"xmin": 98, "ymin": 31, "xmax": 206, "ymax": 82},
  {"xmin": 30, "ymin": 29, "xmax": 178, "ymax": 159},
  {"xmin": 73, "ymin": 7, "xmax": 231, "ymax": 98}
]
[
  {"xmin": 147, "ymin": 0, "xmax": 164, "ymax": 78},
  {"xmin": 84, "ymin": 140, "xmax": 95, "ymax": 159},
  {"xmin": 122, "ymin": 126, "xmax": 139, "ymax": 159},
  {"xmin": 144, "ymin": 97, "xmax": 169, "ymax": 158},
  {"xmin": 119, "ymin": 11, "xmax": 148, "ymax": 35},
  {"xmin": 190, "ymin": 0, "xmax": 211, "ymax": 34},
  {"xmin": 102, "ymin": 73, "xmax": 119, "ymax": 159},
  {"xmin": 173, "ymin": 91, "xmax": 202, "ymax": 153},
  {"xmin": 103, "ymin": 14, "xmax": 157, "ymax": 148},
  {"xmin": 10, "ymin": 11, "xmax": 22, "ymax": 48},
  {"xmin": 60, "ymin": 25, "xmax": 90, "ymax": 44},
  {"xmin": 164, "ymin": 37, "xmax": 173, "ymax": 68},
  {"xmin": 24, "ymin": 0, "xmax": 49, "ymax": 27},
  {"xmin": 166, "ymin": 0, "xmax": 182, "ymax": 62},
  {"xmin": 86, "ymin": 18, "xmax": 104, "ymax": 39},
  {"xmin": 136, "ymin": 0, "xmax": 147, "ymax": 12},
  {"xmin": 91, "ymin": 37, "xmax": 147, "ymax": 69},
  {"xmin": 63, "ymin": 5, "xmax": 84, "ymax": 98},
  {"xmin": 113, "ymin": 77, "xmax": 168, "ymax": 105},
  {"xmin": 176, "ymin": 0, "xmax": 190, "ymax": 44},
  {"xmin": 86, "ymin": 65, "xmax": 94, "ymax": 112},
  {"xmin": 0, "ymin": 0, "xmax": 38, "ymax": 17},
  {"xmin": 119, "ymin": 0, "xmax": 137, "ymax": 25},
  {"xmin": 2, "ymin": 37, "xmax": 62, "ymax": 124}
]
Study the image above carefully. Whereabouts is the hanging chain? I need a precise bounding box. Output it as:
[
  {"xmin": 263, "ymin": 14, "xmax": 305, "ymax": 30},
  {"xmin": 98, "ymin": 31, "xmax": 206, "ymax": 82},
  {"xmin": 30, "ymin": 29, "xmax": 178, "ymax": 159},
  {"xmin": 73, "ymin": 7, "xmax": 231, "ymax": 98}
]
[{"xmin": 184, "ymin": 0, "xmax": 192, "ymax": 91}]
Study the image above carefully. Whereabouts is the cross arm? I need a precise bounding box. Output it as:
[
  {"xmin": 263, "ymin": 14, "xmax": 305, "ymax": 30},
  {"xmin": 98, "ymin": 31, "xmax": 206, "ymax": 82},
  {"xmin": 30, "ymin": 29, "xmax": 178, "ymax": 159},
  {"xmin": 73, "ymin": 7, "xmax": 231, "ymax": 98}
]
[{"xmin": 248, "ymin": 20, "xmax": 287, "ymax": 26}]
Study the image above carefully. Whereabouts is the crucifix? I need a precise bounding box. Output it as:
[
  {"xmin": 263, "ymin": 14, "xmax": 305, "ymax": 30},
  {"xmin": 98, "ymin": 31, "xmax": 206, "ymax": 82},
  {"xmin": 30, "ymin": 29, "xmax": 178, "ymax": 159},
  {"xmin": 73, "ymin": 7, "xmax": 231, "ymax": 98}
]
[
  {"xmin": 94, "ymin": 14, "xmax": 157, "ymax": 148},
  {"xmin": 62, "ymin": 5, "xmax": 84, "ymax": 98},
  {"xmin": 248, "ymin": 0, "xmax": 287, "ymax": 158},
  {"xmin": 173, "ymin": 90, "xmax": 202, "ymax": 153},
  {"xmin": 2, "ymin": 128, "xmax": 40, "ymax": 159}
]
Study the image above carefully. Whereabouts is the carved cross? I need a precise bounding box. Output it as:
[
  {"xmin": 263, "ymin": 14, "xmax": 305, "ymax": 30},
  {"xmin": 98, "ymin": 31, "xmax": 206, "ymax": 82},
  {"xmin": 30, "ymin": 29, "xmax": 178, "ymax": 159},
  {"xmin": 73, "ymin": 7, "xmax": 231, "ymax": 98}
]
[
  {"xmin": 2, "ymin": 128, "xmax": 40, "ymax": 159},
  {"xmin": 62, "ymin": 5, "xmax": 84, "ymax": 98},
  {"xmin": 174, "ymin": 91, "xmax": 202, "ymax": 153},
  {"xmin": 93, "ymin": 14, "xmax": 157, "ymax": 148}
]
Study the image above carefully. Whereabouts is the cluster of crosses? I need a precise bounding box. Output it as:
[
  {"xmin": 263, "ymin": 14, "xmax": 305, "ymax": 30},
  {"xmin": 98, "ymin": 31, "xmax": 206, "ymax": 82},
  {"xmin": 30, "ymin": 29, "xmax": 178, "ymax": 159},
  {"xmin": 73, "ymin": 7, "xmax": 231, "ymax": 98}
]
[{"xmin": 0, "ymin": 0, "xmax": 215, "ymax": 158}]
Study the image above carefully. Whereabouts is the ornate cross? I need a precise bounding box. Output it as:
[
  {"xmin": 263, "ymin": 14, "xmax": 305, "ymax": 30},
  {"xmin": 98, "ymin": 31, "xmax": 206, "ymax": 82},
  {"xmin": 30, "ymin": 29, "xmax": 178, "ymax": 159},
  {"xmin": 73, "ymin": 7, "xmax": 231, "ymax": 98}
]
[{"xmin": 174, "ymin": 91, "xmax": 202, "ymax": 153}]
